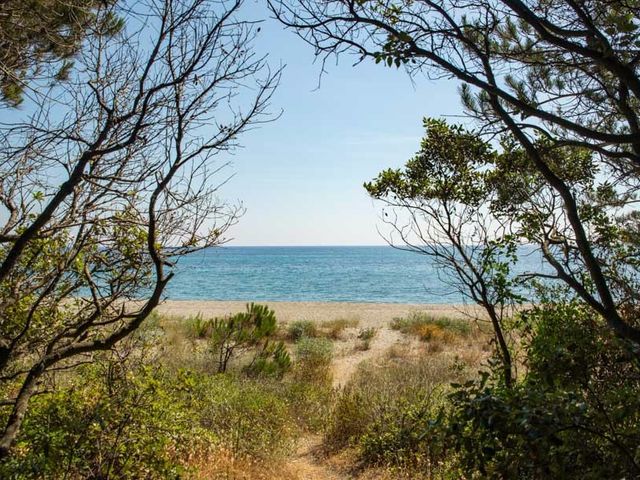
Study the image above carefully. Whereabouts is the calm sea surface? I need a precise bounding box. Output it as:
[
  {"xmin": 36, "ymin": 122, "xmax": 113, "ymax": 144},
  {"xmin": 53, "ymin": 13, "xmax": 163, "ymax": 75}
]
[{"xmin": 167, "ymin": 246, "xmax": 545, "ymax": 304}]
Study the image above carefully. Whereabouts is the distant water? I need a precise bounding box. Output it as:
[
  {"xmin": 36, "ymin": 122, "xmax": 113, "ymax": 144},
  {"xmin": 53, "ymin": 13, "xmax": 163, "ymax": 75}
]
[{"xmin": 167, "ymin": 246, "xmax": 546, "ymax": 304}]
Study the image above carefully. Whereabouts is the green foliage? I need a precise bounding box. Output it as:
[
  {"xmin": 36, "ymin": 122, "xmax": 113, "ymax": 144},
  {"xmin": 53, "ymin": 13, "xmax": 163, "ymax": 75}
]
[
  {"xmin": 209, "ymin": 303, "xmax": 279, "ymax": 373},
  {"xmin": 359, "ymin": 400, "xmax": 444, "ymax": 470},
  {"xmin": 365, "ymin": 118, "xmax": 525, "ymax": 311},
  {"xmin": 244, "ymin": 340, "xmax": 292, "ymax": 378},
  {"xmin": 184, "ymin": 313, "xmax": 213, "ymax": 339},
  {"xmin": 0, "ymin": 365, "xmax": 209, "ymax": 479},
  {"xmin": 0, "ymin": 0, "xmax": 123, "ymax": 105},
  {"xmin": 445, "ymin": 301, "xmax": 640, "ymax": 479},
  {"xmin": 365, "ymin": 118, "xmax": 494, "ymax": 207},
  {"xmin": 287, "ymin": 319, "xmax": 318, "ymax": 341},
  {"xmin": 0, "ymin": 355, "xmax": 318, "ymax": 478}
]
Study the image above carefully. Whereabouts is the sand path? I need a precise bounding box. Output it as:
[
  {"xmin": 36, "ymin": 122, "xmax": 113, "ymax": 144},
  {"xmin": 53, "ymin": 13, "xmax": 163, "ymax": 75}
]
[
  {"xmin": 293, "ymin": 325, "xmax": 416, "ymax": 478},
  {"xmin": 289, "ymin": 435, "xmax": 346, "ymax": 480},
  {"xmin": 291, "ymin": 327, "xmax": 412, "ymax": 479},
  {"xmin": 331, "ymin": 327, "xmax": 406, "ymax": 388}
]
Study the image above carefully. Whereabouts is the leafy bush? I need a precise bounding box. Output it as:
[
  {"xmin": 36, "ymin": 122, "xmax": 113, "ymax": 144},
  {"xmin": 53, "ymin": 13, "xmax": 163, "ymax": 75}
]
[
  {"xmin": 0, "ymin": 363, "xmax": 308, "ymax": 479},
  {"xmin": 0, "ymin": 365, "xmax": 210, "ymax": 479},
  {"xmin": 287, "ymin": 319, "xmax": 318, "ymax": 341},
  {"xmin": 445, "ymin": 301, "xmax": 640, "ymax": 479}
]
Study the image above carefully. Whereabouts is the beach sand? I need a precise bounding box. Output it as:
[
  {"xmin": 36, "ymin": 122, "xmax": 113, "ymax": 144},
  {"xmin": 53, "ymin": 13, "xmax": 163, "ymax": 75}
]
[{"xmin": 156, "ymin": 300, "xmax": 482, "ymax": 327}]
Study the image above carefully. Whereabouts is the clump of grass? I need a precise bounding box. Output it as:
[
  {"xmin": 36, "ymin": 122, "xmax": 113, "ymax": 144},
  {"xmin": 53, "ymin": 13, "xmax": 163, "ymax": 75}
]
[
  {"xmin": 293, "ymin": 337, "xmax": 333, "ymax": 384},
  {"xmin": 357, "ymin": 327, "xmax": 377, "ymax": 350},
  {"xmin": 391, "ymin": 312, "xmax": 472, "ymax": 344},
  {"xmin": 287, "ymin": 319, "xmax": 318, "ymax": 341},
  {"xmin": 195, "ymin": 374, "xmax": 298, "ymax": 459},
  {"xmin": 320, "ymin": 317, "xmax": 360, "ymax": 340}
]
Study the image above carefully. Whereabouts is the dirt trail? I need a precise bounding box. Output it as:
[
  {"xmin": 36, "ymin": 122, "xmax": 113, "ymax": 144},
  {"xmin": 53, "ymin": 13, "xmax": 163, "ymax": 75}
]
[
  {"xmin": 290, "ymin": 326, "xmax": 410, "ymax": 479},
  {"xmin": 289, "ymin": 435, "xmax": 346, "ymax": 480}
]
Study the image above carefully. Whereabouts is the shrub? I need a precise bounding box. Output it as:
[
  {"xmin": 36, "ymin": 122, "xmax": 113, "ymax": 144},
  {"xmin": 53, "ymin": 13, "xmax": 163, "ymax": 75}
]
[
  {"xmin": 0, "ymin": 365, "xmax": 211, "ymax": 480},
  {"xmin": 244, "ymin": 341, "xmax": 292, "ymax": 378},
  {"xmin": 184, "ymin": 313, "xmax": 213, "ymax": 339},
  {"xmin": 326, "ymin": 353, "xmax": 469, "ymax": 463},
  {"xmin": 391, "ymin": 312, "xmax": 471, "ymax": 342},
  {"xmin": 209, "ymin": 303, "xmax": 278, "ymax": 373},
  {"xmin": 194, "ymin": 375, "xmax": 298, "ymax": 459},
  {"xmin": 287, "ymin": 319, "xmax": 318, "ymax": 341},
  {"xmin": 359, "ymin": 399, "xmax": 443, "ymax": 469},
  {"xmin": 293, "ymin": 337, "xmax": 333, "ymax": 384},
  {"xmin": 357, "ymin": 327, "xmax": 377, "ymax": 350},
  {"xmin": 282, "ymin": 380, "xmax": 334, "ymax": 433},
  {"xmin": 446, "ymin": 301, "xmax": 640, "ymax": 479}
]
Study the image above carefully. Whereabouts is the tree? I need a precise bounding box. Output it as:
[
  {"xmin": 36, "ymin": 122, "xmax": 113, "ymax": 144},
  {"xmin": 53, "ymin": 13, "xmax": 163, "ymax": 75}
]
[
  {"xmin": 0, "ymin": 0, "xmax": 123, "ymax": 106},
  {"xmin": 207, "ymin": 303, "xmax": 284, "ymax": 374},
  {"xmin": 365, "ymin": 118, "xmax": 520, "ymax": 387},
  {"xmin": 0, "ymin": 0, "xmax": 280, "ymax": 457},
  {"xmin": 270, "ymin": 0, "xmax": 640, "ymax": 346}
]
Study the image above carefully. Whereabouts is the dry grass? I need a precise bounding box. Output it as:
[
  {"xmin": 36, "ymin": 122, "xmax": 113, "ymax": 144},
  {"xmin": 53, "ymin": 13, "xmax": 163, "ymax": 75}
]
[
  {"xmin": 391, "ymin": 312, "xmax": 473, "ymax": 337},
  {"xmin": 186, "ymin": 447, "xmax": 303, "ymax": 480},
  {"xmin": 356, "ymin": 327, "xmax": 377, "ymax": 351},
  {"xmin": 320, "ymin": 317, "xmax": 361, "ymax": 340},
  {"xmin": 389, "ymin": 311, "xmax": 490, "ymax": 355},
  {"xmin": 148, "ymin": 308, "xmax": 491, "ymax": 480}
]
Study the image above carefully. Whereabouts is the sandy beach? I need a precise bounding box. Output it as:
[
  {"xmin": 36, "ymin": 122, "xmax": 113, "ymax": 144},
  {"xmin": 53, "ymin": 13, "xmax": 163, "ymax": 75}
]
[{"xmin": 156, "ymin": 300, "xmax": 482, "ymax": 327}]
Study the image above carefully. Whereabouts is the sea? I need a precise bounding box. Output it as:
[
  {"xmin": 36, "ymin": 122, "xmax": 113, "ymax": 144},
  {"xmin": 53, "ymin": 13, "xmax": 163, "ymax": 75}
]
[{"xmin": 167, "ymin": 245, "xmax": 546, "ymax": 304}]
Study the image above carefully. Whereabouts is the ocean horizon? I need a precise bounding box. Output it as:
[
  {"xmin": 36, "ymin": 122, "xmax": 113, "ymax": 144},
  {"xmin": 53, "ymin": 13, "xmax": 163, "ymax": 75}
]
[{"xmin": 167, "ymin": 245, "xmax": 545, "ymax": 304}]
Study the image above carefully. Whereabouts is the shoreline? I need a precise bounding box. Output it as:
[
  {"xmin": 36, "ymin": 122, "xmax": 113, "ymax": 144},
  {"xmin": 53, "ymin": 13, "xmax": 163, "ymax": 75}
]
[{"xmin": 156, "ymin": 300, "xmax": 483, "ymax": 326}]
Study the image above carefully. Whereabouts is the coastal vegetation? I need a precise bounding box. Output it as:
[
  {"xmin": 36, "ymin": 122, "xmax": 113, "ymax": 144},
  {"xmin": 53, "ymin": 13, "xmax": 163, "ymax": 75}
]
[
  {"xmin": 0, "ymin": 305, "xmax": 490, "ymax": 479},
  {"xmin": 2, "ymin": 0, "xmax": 640, "ymax": 478}
]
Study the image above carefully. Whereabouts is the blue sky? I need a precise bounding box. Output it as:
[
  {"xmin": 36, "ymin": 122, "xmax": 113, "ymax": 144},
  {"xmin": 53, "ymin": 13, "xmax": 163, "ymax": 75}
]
[{"xmin": 221, "ymin": 1, "xmax": 461, "ymax": 246}]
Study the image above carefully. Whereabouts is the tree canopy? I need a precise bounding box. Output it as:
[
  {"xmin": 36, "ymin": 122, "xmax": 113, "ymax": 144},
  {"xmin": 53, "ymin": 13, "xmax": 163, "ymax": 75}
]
[{"xmin": 0, "ymin": 0, "xmax": 123, "ymax": 106}]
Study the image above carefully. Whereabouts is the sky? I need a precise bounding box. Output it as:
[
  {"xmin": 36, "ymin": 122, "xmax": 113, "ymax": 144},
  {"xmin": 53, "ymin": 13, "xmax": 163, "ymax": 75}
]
[{"xmin": 213, "ymin": 1, "xmax": 462, "ymax": 246}]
